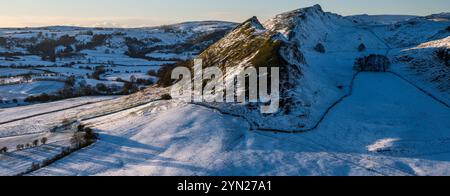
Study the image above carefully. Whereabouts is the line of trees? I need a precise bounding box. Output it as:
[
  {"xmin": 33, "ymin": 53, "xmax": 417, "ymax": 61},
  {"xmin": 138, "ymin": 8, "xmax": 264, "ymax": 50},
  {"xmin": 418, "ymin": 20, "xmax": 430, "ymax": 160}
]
[
  {"xmin": 13, "ymin": 137, "xmax": 48, "ymax": 152},
  {"xmin": 354, "ymin": 54, "xmax": 391, "ymax": 72},
  {"xmin": 76, "ymin": 34, "xmax": 111, "ymax": 51},
  {"xmin": 26, "ymin": 33, "xmax": 111, "ymax": 62},
  {"xmin": 25, "ymin": 74, "xmax": 154, "ymax": 103}
]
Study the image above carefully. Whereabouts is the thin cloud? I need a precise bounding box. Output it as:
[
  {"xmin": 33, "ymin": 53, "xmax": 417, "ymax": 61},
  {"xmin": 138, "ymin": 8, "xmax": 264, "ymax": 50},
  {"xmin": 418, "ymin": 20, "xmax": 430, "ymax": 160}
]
[{"xmin": 0, "ymin": 15, "xmax": 177, "ymax": 28}]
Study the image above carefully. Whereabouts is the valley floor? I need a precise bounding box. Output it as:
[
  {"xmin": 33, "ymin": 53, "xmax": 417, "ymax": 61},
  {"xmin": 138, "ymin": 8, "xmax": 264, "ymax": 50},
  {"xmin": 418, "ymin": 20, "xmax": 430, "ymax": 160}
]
[{"xmin": 24, "ymin": 72, "xmax": 450, "ymax": 176}]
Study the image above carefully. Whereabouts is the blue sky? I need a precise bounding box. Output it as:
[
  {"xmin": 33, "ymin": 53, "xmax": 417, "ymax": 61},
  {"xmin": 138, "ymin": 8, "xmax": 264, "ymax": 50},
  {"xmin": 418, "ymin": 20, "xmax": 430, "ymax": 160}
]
[{"xmin": 0, "ymin": 0, "xmax": 449, "ymax": 27}]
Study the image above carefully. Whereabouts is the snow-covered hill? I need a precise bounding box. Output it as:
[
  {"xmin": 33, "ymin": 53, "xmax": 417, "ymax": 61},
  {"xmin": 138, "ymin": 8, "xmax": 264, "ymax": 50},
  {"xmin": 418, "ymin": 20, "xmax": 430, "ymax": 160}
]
[
  {"xmin": 29, "ymin": 72, "xmax": 450, "ymax": 176},
  {"xmin": 165, "ymin": 4, "xmax": 449, "ymax": 132},
  {"xmin": 347, "ymin": 14, "xmax": 418, "ymax": 25},
  {"xmin": 164, "ymin": 5, "xmax": 397, "ymax": 131},
  {"xmin": 0, "ymin": 5, "xmax": 449, "ymax": 176},
  {"xmin": 0, "ymin": 21, "xmax": 236, "ymax": 107}
]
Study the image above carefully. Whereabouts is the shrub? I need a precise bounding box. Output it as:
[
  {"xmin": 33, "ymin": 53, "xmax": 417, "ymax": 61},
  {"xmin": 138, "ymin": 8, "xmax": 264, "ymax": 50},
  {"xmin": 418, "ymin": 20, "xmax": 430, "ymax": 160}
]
[
  {"xmin": 161, "ymin": 94, "xmax": 172, "ymax": 100},
  {"xmin": 446, "ymin": 26, "xmax": 450, "ymax": 32},
  {"xmin": 0, "ymin": 147, "xmax": 7, "ymax": 153},
  {"xmin": 279, "ymin": 97, "xmax": 294, "ymax": 114},
  {"xmin": 358, "ymin": 43, "xmax": 366, "ymax": 52},
  {"xmin": 354, "ymin": 54, "xmax": 391, "ymax": 72},
  {"xmin": 314, "ymin": 43, "xmax": 325, "ymax": 53},
  {"xmin": 77, "ymin": 124, "xmax": 85, "ymax": 132}
]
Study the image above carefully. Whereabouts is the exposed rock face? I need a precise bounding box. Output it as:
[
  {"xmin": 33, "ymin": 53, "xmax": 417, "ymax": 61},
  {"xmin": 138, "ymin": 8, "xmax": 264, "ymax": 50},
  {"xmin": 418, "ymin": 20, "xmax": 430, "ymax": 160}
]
[
  {"xmin": 159, "ymin": 4, "xmax": 363, "ymax": 130},
  {"xmin": 198, "ymin": 17, "xmax": 284, "ymax": 70}
]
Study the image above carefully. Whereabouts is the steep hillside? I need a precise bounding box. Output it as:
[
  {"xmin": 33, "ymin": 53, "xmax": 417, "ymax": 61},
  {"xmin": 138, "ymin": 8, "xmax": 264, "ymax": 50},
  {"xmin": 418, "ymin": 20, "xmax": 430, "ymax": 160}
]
[
  {"xmin": 163, "ymin": 5, "xmax": 389, "ymax": 131},
  {"xmin": 159, "ymin": 5, "xmax": 449, "ymax": 132}
]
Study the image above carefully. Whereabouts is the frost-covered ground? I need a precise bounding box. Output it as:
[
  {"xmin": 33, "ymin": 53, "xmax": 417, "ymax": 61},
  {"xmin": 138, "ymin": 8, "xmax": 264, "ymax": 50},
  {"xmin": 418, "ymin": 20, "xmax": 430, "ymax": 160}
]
[{"xmin": 0, "ymin": 81, "xmax": 65, "ymax": 102}]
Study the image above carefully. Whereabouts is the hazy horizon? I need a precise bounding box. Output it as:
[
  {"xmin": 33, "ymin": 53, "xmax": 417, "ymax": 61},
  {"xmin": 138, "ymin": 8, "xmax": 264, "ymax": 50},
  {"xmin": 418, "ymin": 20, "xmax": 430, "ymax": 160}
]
[{"xmin": 0, "ymin": 0, "xmax": 449, "ymax": 28}]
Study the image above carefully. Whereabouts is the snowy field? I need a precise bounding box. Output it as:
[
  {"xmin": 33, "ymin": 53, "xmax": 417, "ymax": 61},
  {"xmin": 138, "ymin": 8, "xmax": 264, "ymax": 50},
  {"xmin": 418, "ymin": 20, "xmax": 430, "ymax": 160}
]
[
  {"xmin": 0, "ymin": 81, "xmax": 65, "ymax": 101},
  {"xmin": 0, "ymin": 68, "xmax": 44, "ymax": 77},
  {"xmin": 26, "ymin": 73, "xmax": 450, "ymax": 176},
  {"xmin": 2, "ymin": 71, "xmax": 447, "ymax": 176},
  {"xmin": 0, "ymin": 96, "xmax": 117, "ymax": 123}
]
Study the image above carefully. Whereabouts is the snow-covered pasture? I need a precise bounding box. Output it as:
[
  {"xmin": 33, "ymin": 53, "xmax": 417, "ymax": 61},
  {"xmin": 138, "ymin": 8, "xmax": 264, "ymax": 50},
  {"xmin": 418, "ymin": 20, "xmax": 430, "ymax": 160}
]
[
  {"xmin": 0, "ymin": 81, "xmax": 64, "ymax": 101},
  {"xmin": 22, "ymin": 73, "xmax": 450, "ymax": 176}
]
